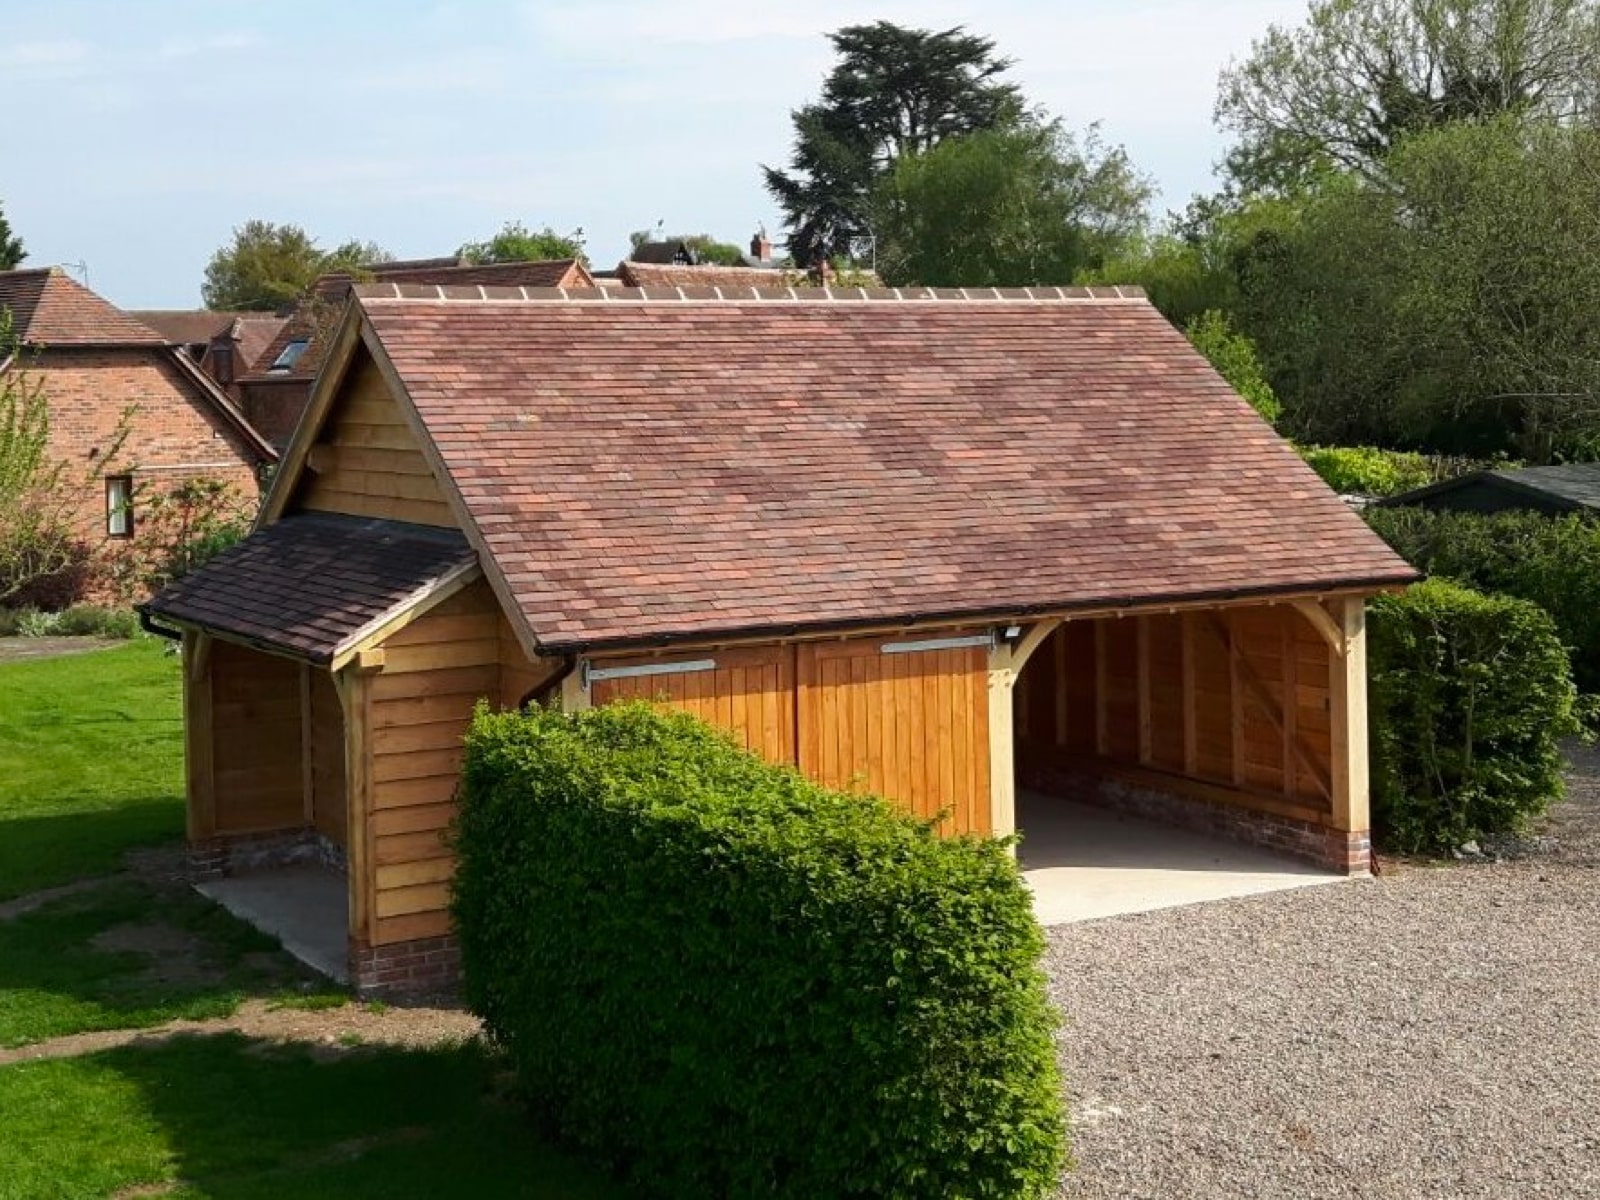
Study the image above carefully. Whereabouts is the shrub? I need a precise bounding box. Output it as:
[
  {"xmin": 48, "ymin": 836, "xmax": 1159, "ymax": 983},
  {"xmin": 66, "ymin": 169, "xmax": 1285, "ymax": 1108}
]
[
  {"xmin": 1365, "ymin": 507, "xmax": 1600, "ymax": 691},
  {"xmin": 55, "ymin": 604, "xmax": 139, "ymax": 639},
  {"xmin": 1296, "ymin": 445, "xmax": 1434, "ymax": 496},
  {"xmin": 16, "ymin": 608, "xmax": 61, "ymax": 637},
  {"xmin": 453, "ymin": 703, "xmax": 1066, "ymax": 1200},
  {"xmin": 1367, "ymin": 580, "xmax": 1587, "ymax": 853}
]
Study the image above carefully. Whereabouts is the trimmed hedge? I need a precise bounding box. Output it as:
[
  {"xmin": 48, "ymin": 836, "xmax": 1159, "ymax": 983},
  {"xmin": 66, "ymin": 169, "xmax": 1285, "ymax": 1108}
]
[
  {"xmin": 1365, "ymin": 506, "xmax": 1600, "ymax": 691},
  {"xmin": 453, "ymin": 702, "xmax": 1066, "ymax": 1200},
  {"xmin": 1295, "ymin": 444, "xmax": 1434, "ymax": 496},
  {"xmin": 1367, "ymin": 580, "xmax": 1586, "ymax": 852}
]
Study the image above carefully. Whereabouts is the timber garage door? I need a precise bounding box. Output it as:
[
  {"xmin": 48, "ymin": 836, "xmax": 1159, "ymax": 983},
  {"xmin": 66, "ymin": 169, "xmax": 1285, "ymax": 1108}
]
[{"xmin": 586, "ymin": 634, "xmax": 992, "ymax": 836}]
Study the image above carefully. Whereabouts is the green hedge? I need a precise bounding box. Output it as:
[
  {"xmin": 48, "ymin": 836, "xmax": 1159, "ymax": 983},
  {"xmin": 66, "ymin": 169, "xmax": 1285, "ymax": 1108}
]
[
  {"xmin": 1295, "ymin": 445, "xmax": 1434, "ymax": 496},
  {"xmin": 1365, "ymin": 506, "xmax": 1600, "ymax": 691},
  {"xmin": 1367, "ymin": 580, "xmax": 1585, "ymax": 852},
  {"xmin": 452, "ymin": 703, "xmax": 1066, "ymax": 1200}
]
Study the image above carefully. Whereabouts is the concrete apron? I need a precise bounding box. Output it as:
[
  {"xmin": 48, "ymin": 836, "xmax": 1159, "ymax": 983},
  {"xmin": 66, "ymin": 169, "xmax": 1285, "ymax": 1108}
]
[
  {"xmin": 196, "ymin": 864, "xmax": 350, "ymax": 983},
  {"xmin": 1018, "ymin": 793, "xmax": 1348, "ymax": 925}
]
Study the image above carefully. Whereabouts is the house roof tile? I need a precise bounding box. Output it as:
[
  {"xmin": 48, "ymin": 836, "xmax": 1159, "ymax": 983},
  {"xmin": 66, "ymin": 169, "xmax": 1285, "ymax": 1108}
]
[
  {"xmin": 353, "ymin": 285, "xmax": 1416, "ymax": 652},
  {"xmin": 0, "ymin": 268, "xmax": 168, "ymax": 346},
  {"xmin": 140, "ymin": 513, "xmax": 476, "ymax": 663}
]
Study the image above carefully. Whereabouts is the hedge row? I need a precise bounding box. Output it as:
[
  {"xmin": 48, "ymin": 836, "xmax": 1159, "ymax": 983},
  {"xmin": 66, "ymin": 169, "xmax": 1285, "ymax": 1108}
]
[
  {"xmin": 453, "ymin": 702, "xmax": 1066, "ymax": 1200},
  {"xmin": 1365, "ymin": 506, "xmax": 1600, "ymax": 691},
  {"xmin": 1367, "ymin": 579, "xmax": 1586, "ymax": 852},
  {"xmin": 1295, "ymin": 444, "xmax": 1435, "ymax": 496}
]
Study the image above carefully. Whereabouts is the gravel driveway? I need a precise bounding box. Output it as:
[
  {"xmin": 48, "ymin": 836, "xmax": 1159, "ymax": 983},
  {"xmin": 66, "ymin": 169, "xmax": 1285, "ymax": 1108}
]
[{"xmin": 1046, "ymin": 746, "xmax": 1600, "ymax": 1199}]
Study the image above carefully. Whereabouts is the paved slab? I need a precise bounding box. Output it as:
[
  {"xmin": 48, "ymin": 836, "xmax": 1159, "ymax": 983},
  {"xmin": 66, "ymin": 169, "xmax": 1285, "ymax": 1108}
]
[
  {"xmin": 197, "ymin": 864, "xmax": 349, "ymax": 983},
  {"xmin": 1017, "ymin": 793, "xmax": 1346, "ymax": 925}
]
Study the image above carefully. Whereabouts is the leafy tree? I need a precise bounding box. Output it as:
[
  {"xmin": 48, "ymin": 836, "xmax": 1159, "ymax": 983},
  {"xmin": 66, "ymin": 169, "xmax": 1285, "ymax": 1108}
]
[
  {"xmin": 1233, "ymin": 119, "xmax": 1600, "ymax": 458},
  {"xmin": 0, "ymin": 201, "xmax": 23, "ymax": 270},
  {"xmin": 458, "ymin": 221, "xmax": 587, "ymax": 265},
  {"xmin": 876, "ymin": 122, "xmax": 1150, "ymax": 287},
  {"xmin": 764, "ymin": 22, "xmax": 1022, "ymax": 266},
  {"xmin": 201, "ymin": 221, "xmax": 390, "ymax": 311},
  {"xmin": 1184, "ymin": 310, "xmax": 1281, "ymax": 423},
  {"xmin": 1218, "ymin": 0, "xmax": 1600, "ymax": 192}
]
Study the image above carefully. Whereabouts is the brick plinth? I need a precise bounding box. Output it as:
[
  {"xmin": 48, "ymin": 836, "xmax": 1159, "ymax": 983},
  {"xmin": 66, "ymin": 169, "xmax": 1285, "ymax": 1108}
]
[
  {"xmin": 187, "ymin": 827, "xmax": 346, "ymax": 881},
  {"xmin": 350, "ymin": 935, "xmax": 461, "ymax": 998},
  {"xmin": 1022, "ymin": 764, "xmax": 1370, "ymax": 876}
]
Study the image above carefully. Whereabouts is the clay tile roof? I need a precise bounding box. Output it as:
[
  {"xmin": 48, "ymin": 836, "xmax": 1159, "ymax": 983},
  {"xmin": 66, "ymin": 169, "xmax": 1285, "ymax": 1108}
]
[
  {"xmin": 130, "ymin": 310, "xmax": 249, "ymax": 347},
  {"xmin": 373, "ymin": 259, "xmax": 592, "ymax": 289},
  {"xmin": 232, "ymin": 314, "xmax": 289, "ymax": 368},
  {"xmin": 140, "ymin": 513, "xmax": 476, "ymax": 664},
  {"xmin": 0, "ymin": 268, "xmax": 168, "ymax": 346},
  {"xmin": 353, "ymin": 288, "xmax": 1417, "ymax": 652},
  {"xmin": 618, "ymin": 261, "xmax": 807, "ymax": 290},
  {"xmin": 241, "ymin": 260, "xmax": 595, "ymax": 383}
]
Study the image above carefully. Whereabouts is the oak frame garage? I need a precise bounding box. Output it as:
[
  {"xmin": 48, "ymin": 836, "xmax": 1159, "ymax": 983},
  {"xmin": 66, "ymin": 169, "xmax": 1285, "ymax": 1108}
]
[{"xmin": 143, "ymin": 282, "xmax": 1415, "ymax": 994}]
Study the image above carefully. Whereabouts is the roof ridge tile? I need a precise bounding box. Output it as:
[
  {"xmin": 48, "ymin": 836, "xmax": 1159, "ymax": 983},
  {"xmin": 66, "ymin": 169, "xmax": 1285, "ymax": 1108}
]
[{"xmin": 351, "ymin": 282, "xmax": 1150, "ymax": 305}]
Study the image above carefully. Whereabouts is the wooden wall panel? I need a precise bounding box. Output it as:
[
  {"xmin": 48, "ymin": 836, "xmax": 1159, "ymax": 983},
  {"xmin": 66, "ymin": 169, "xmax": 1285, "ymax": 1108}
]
[
  {"xmin": 796, "ymin": 637, "xmax": 991, "ymax": 836},
  {"xmin": 1144, "ymin": 615, "xmax": 1186, "ymax": 773},
  {"xmin": 499, "ymin": 613, "xmax": 562, "ymax": 707},
  {"xmin": 1099, "ymin": 621, "xmax": 1139, "ymax": 761},
  {"xmin": 309, "ymin": 668, "xmax": 347, "ymax": 847},
  {"xmin": 209, "ymin": 641, "xmax": 303, "ymax": 834},
  {"xmin": 367, "ymin": 579, "xmax": 501, "ymax": 946},
  {"xmin": 295, "ymin": 356, "xmax": 455, "ymax": 527},
  {"xmin": 589, "ymin": 645, "xmax": 797, "ymax": 766},
  {"xmin": 1016, "ymin": 604, "xmax": 1336, "ymax": 822}
]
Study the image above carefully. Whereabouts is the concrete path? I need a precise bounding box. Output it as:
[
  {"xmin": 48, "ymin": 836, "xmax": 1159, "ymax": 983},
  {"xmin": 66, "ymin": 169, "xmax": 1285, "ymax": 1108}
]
[
  {"xmin": 197, "ymin": 864, "xmax": 349, "ymax": 982},
  {"xmin": 1017, "ymin": 794, "xmax": 1346, "ymax": 925}
]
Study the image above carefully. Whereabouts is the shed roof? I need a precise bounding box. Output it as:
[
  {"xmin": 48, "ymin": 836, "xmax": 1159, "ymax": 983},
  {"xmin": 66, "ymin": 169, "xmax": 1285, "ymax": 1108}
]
[
  {"xmin": 1379, "ymin": 462, "xmax": 1600, "ymax": 513},
  {"xmin": 0, "ymin": 269, "xmax": 168, "ymax": 346},
  {"xmin": 141, "ymin": 513, "xmax": 477, "ymax": 664},
  {"xmin": 345, "ymin": 284, "xmax": 1414, "ymax": 653}
]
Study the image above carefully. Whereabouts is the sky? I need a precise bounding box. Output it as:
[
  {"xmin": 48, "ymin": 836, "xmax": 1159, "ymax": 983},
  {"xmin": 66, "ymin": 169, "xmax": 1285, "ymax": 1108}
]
[{"xmin": 2, "ymin": 0, "xmax": 1305, "ymax": 309}]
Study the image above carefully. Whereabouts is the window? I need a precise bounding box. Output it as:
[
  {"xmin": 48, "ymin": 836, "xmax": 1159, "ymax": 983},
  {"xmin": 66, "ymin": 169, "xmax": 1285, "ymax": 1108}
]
[
  {"xmin": 268, "ymin": 338, "xmax": 310, "ymax": 372},
  {"xmin": 105, "ymin": 475, "xmax": 133, "ymax": 538}
]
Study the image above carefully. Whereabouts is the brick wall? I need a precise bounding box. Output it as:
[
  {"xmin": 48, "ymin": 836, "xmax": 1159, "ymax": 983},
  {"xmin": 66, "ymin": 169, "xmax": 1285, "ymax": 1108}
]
[
  {"xmin": 33, "ymin": 347, "xmax": 265, "ymax": 572},
  {"xmin": 1022, "ymin": 762, "xmax": 1372, "ymax": 875},
  {"xmin": 238, "ymin": 377, "xmax": 313, "ymax": 449},
  {"xmin": 349, "ymin": 935, "xmax": 461, "ymax": 998}
]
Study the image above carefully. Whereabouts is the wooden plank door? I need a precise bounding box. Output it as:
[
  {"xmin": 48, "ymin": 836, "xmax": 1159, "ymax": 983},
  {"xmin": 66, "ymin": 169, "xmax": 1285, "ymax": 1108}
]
[{"xmin": 796, "ymin": 637, "xmax": 992, "ymax": 836}]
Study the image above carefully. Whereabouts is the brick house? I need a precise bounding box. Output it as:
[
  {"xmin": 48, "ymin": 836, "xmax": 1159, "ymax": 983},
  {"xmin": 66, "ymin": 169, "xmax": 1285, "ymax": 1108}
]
[
  {"xmin": 132, "ymin": 309, "xmax": 287, "ymax": 402},
  {"xmin": 238, "ymin": 258, "xmax": 597, "ymax": 448},
  {"xmin": 0, "ymin": 268, "xmax": 277, "ymax": 589},
  {"xmin": 143, "ymin": 282, "xmax": 1415, "ymax": 993}
]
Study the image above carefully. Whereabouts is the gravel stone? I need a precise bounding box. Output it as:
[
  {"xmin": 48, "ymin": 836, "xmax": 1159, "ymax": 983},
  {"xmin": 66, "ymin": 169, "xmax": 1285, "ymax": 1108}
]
[{"xmin": 1046, "ymin": 744, "xmax": 1600, "ymax": 1199}]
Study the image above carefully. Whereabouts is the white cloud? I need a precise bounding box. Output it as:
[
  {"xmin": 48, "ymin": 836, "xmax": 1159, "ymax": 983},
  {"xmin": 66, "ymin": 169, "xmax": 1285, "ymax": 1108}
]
[
  {"xmin": 157, "ymin": 31, "xmax": 262, "ymax": 60},
  {"xmin": 0, "ymin": 39, "xmax": 92, "ymax": 75}
]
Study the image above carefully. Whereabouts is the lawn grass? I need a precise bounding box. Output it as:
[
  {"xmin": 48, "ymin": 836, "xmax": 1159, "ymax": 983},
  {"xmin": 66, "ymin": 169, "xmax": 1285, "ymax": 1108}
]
[
  {"xmin": 0, "ymin": 879, "xmax": 341, "ymax": 1048},
  {"xmin": 0, "ymin": 638, "xmax": 186, "ymax": 899},
  {"xmin": 0, "ymin": 1033, "xmax": 631, "ymax": 1199}
]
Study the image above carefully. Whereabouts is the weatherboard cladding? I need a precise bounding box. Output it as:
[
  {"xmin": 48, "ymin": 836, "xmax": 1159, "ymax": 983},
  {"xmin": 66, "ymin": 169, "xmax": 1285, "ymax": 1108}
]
[
  {"xmin": 348, "ymin": 286, "xmax": 1415, "ymax": 652},
  {"xmin": 141, "ymin": 513, "xmax": 476, "ymax": 663}
]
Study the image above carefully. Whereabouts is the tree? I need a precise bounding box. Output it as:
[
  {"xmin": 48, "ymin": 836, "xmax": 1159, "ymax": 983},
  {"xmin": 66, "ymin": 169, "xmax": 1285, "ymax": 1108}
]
[
  {"xmin": 876, "ymin": 122, "xmax": 1150, "ymax": 287},
  {"xmin": 764, "ymin": 22, "xmax": 1022, "ymax": 266},
  {"xmin": 458, "ymin": 222, "xmax": 587, "ymax": 265},
  {"xmin": 202, "ymin": 221, "xmax": 390, "ymax": 311},
  {"xmin": 1231, "ymin": 119, "xmax": 1600, "ymax": 458},
  {"xmin": 1218, "ymin": 0, "xmax": 1600, "ymax": 192},
  {"xmin": 1184, "ymin": 310, "xmax": 1282, "ymax": 424},
  {"xmin": 0, "ymin": 201, "xmax": 23, "ymax": 270}
]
